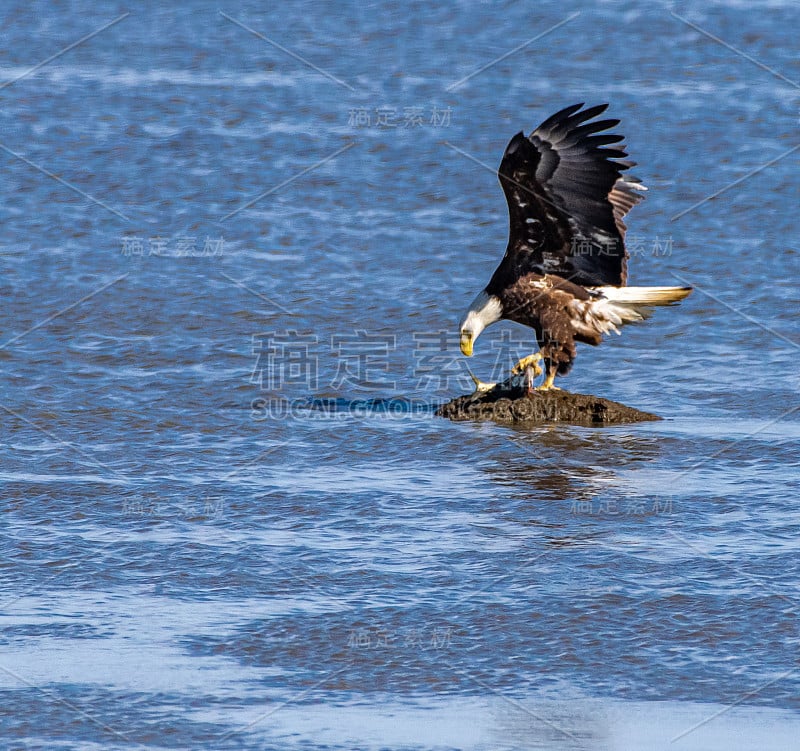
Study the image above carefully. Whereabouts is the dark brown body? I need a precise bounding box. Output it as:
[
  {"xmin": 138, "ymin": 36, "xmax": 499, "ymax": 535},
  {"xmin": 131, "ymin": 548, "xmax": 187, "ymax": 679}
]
[{"xmin": 491, "ymin": 272, "xmax": 602, "ymax": 375}]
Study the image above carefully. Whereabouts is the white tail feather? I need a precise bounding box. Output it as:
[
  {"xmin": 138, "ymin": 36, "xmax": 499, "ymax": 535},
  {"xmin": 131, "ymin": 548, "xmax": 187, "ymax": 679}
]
[
  {"xmin": 595, "ymin": 286, "xmax": 691, "ymax": 324},
  {"xmin": 575, "ymin": 286, "xmax": 692, "ymax": 337},
  {"xmin": 593, "ymin": 285, "xmax": 693, "ymax": 306}
]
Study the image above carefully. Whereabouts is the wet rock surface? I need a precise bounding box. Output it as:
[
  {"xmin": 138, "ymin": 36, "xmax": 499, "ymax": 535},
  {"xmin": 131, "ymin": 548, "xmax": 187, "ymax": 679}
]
[{"xmin": 436, "ymin": 384, "xmax": 661, "ymax": 426}]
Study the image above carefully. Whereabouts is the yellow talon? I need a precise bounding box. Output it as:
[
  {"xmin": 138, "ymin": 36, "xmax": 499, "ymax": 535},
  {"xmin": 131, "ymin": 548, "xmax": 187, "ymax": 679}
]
[
  {"xmin": 535, "ymin": 369, "xmax": 561, "ymax": 391},
  {"xmin": 465, "ymin": 366, "xmax": 496, "ymax": 393},
  {"xmin": 511, "ymin": 352, "xmax": 543, "ymax": 377}
]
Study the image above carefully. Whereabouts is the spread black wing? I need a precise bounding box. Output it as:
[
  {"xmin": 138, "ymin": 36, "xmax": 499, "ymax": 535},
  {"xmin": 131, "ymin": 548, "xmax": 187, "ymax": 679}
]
[{"xmin": 497, "ymin": 102, "xmax": 645, "ymax": 287}]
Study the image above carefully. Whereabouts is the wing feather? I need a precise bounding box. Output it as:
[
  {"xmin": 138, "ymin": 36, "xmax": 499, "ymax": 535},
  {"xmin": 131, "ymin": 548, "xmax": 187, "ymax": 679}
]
[{"xmin": 497, "ymin": 103, "xmax": 645, "ymax": 286}]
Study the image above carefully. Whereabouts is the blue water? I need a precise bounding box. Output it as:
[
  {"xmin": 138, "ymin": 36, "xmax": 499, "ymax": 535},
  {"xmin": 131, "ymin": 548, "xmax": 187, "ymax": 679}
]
[{"xmin": 1, "ymin": 2, "xmax": 799, "ymax": 749}]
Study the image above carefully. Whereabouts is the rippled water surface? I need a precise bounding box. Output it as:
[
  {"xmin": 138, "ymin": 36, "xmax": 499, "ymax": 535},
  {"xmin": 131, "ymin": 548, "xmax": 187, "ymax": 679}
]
[{"xmin": 1, "ymin": 1, "xmax": 799, "ymax": 749}]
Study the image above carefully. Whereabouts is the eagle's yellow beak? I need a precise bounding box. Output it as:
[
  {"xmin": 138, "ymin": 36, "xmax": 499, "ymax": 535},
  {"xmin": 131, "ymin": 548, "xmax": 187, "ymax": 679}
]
[{"xmin": 460, "ymin": 332, "xmax": 473, "ymax": 357}]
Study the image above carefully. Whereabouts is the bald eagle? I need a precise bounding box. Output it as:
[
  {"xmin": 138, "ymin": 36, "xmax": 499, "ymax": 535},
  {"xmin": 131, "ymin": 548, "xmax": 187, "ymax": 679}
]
[{"xmin": 459, "ymin": 103, "xmax": 691, "ymax": 391}]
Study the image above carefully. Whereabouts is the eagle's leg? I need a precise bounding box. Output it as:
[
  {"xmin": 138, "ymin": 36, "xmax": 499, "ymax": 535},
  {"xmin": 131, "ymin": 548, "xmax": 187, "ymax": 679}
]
[{"xmin": 536, "ymin": 360, "xmax": 562, "ymax": 391}]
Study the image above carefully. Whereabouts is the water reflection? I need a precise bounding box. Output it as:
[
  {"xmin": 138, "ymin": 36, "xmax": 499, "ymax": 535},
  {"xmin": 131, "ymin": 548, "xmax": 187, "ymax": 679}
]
[{"xmin": 481, "ymin": 427, "xmax": 664, "ymax": 507}]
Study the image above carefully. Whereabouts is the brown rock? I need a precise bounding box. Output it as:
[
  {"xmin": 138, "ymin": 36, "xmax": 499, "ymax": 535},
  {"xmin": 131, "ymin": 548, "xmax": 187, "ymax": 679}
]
[{"xmin": 436, "ymin": 384, "xmax": 660, "ymax": 426}]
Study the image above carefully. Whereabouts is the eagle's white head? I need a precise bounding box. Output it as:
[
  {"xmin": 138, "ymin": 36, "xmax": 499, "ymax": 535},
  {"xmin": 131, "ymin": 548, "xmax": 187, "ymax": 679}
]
[{"xmin": 459, "ymin": 290, "xmax": 503, "ymax": 356}]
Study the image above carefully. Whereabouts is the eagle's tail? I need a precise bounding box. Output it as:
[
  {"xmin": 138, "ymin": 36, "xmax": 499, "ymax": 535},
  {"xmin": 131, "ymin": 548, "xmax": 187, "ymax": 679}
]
[
  {"xmin": 597, "ymin": 285, "xmax": 692, "ymax": 319},
  {"xmin": 586, "ymin": 285, "xmax": 692, "ymax": 331},
  {"xmin": 598, "ymin": 285, "xmax": 693, "ymax": 307}
]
